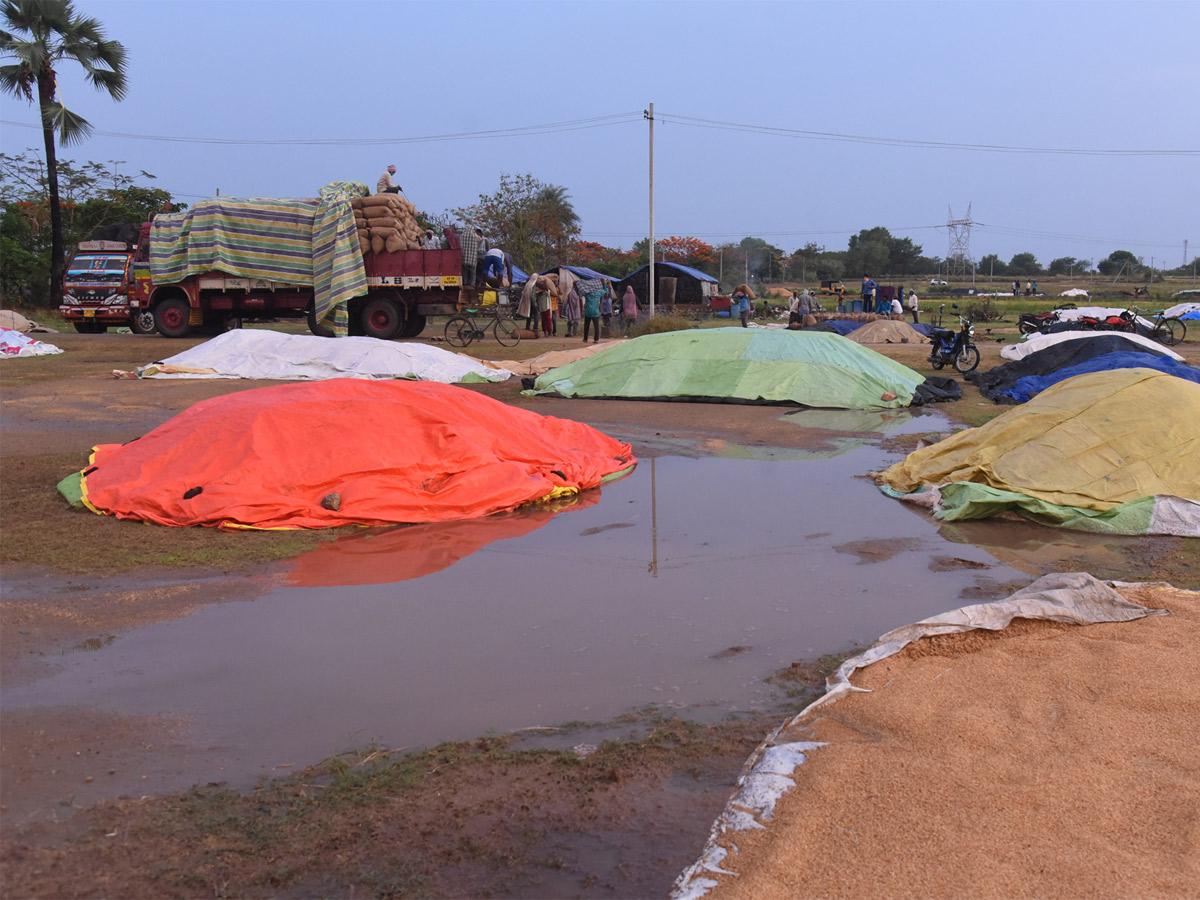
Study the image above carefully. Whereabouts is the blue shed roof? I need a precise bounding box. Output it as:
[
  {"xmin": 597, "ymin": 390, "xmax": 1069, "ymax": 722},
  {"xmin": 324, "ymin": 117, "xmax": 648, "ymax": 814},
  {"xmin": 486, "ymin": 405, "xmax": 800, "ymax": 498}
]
[
  {"xmin": 622, "ymin": 261, "xmax": 718, "ymax": 283},
  {"xmin": 541, "ymin": 264, "xmax": 608, "ymax": 280}
]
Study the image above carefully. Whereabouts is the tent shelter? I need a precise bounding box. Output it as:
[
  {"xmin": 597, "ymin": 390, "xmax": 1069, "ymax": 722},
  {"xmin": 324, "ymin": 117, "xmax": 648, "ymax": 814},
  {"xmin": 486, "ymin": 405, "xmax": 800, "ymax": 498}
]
[{"xmin": 615, "ymin": 262, "xmax": 719, "ymax": 308}]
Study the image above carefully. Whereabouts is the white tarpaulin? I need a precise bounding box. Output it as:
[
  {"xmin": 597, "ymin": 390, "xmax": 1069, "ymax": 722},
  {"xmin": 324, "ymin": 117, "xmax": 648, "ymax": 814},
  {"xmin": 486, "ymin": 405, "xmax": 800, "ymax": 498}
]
[
  {"xmin": 671, "ymin": 572, "xmax": 1169, "ymax": 900},
  {"xmin": 1001, "ymin": 329, "xmax": 1184, "ymax": 362},
  {"xmin": 0, "ymin": 327, "xmax": 63, "ymax": 358},
  {"xmin": 122, "ymin": 329, "xmax": 512, "ymax": 383}
]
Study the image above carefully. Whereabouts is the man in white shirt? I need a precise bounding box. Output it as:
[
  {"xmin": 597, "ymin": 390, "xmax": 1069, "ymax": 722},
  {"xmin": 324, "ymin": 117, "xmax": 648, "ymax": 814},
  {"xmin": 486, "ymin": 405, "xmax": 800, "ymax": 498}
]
[{"xmin": 377, "ymin": 165, "xmax": 402, "ymax": 195}]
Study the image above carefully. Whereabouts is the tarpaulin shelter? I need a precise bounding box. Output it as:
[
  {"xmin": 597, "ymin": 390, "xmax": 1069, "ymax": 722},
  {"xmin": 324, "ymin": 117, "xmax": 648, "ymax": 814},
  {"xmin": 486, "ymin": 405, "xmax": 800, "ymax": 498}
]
[
  {"xmin": 876, "ymin": 368, "xmax": 1200, "ymax": 535},
  {"xmin": 615, "ymin": 262, "xmax": 719, "ymax": 307},
  {"xmin": 119, "ymin": 329, "xmax": 511, "ymax": 382},
  {"xmin": 527, "ymin": 327, "xmax": 949, "ymax": 409},
  {"xmin": 59, "ymin": 380, "xmax": 635, "ymax": 529}
]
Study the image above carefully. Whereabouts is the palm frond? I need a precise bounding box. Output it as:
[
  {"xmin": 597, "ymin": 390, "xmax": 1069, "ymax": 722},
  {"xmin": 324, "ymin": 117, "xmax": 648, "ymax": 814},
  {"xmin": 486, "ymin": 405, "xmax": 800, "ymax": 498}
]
[
  {"xmin": 41, "ymin": 98, "xmax": 92, "ymax": 146},
  {"xmin": 80, "ymin": 58, "xmax": 125, "ymax": 99},
  {"xmin": 0, "ymin": 61, "xmax": 35, "ymax": 99},
  {"xmin": 2, "ymin": 35, "xmax": 47, "ymax": 71},
  {"xmin": 66, "ymin": 11, "xmax": 100, "ymax": 44}
]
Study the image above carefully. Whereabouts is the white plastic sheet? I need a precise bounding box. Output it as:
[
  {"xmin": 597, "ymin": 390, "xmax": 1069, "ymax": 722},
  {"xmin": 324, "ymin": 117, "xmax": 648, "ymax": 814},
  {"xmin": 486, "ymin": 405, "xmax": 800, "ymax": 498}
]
[
  {"xmin": 130, "ymin": 329, "xmax": 512, "ymax": 382},
  {"xmin": 1001, "ymin": 330, "xmax": 1184, "ymax": 362}
]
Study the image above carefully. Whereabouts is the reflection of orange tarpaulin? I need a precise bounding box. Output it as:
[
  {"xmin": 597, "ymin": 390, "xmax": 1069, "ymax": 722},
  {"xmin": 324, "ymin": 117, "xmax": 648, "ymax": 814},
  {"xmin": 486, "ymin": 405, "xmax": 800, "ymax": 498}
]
[
  {"xmin": 287, "ymin": 492, "xmax": 601, "ymax": 587},
  {"xmin": 77, "ymin": 380, "xmax": 635, "ymax": 530}
]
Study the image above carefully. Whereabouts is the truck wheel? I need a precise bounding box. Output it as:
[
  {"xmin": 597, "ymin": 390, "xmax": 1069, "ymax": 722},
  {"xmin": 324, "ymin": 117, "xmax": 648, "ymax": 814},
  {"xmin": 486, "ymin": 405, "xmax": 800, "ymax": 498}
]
[
  {"xmin": 361, "ymin": 297, "xmax": 402, "ymax": 340},
  {"xmin": 131, "ymin": 310, "xmax": 157, "ymax": 334},
  {"xmin": 307, "ymin": 299, "xmax": 336, "ymax": 338},
  {"xmin": 155, "ymin": 298, "xmax": 193, "ymax": 338},
  {"xmin": 399, "ymin": 313, "xmax": 426, "ymax": 338}
]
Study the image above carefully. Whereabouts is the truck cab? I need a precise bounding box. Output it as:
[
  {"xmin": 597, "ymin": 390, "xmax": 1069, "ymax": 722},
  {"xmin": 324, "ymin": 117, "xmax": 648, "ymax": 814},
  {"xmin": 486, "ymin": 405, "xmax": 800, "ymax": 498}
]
[{"xmin": 60, "ymin": 239, "xmax": 155, "ymax": 333}]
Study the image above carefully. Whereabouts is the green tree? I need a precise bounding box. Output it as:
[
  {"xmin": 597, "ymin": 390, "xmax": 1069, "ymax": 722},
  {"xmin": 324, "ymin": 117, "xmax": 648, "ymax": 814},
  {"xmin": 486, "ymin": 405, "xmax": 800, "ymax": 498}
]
[
  {"xmin": 1, "ymin": 0, "xmax": 128, "ymax": 302},
  {"xmin": 978, "ymin": 253, "xmax": 1007, "ymax": 276},
  {"xmin": 844, "ymin": 227, "xmax": 923, "ymax": 275},
  {"xmin": 1007, "ymin": 252, "xmax": 1042, "ymax": 275},
  {"xmin": 1, "ymin": 151, "xmax": 174, "ymax": 305},
  {"xmin": 1048, "ymin": 256, "xmax": 1091, "ymax": 276},
  {"xmin": 789, "ymin": 242, "xmax": 822, "ymax": 284},
  {"xmin": 452, "ymin": 173, "xmax": 580, "ymax": 273},
  {"xmin": 1097, "ymin": 250, "xmax": 1141, "ymax": 278}
]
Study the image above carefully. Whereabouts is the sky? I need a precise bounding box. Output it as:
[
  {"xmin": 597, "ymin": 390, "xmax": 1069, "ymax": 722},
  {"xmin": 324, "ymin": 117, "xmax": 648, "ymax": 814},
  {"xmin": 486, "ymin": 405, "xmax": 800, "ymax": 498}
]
[{"xmin": 2, "ymin": 0, "xmax": 1198, "ymax": 269}]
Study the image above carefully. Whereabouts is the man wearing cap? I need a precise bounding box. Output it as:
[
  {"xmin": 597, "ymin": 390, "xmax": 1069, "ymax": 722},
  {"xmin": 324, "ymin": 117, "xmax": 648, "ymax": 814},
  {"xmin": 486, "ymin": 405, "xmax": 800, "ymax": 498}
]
[{"xmin": 377, "ymin": 165, "xmax": 402, "ymax": 195}]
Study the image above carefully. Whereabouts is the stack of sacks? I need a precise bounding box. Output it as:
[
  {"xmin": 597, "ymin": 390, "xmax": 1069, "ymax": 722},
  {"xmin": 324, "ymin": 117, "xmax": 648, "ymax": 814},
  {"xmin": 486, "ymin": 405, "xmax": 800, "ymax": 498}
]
[{"xmin": 350, "ymin": 194, "xmax": 424, "ymax": 255}]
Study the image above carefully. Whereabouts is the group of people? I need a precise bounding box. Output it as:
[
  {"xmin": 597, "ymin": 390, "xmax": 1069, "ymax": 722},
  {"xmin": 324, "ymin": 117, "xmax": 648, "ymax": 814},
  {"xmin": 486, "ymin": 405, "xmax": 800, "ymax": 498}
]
[
  {"xmin": 518, "ymin": 272, "xmax": 642, "ymax": 341},
  {"xmin": 1014, "ymin": 280, "xmax": 1039, "ymax": 297},
  {"xmin": 859, "ymin": 275, "xmax": 921, "ymax": 323}
]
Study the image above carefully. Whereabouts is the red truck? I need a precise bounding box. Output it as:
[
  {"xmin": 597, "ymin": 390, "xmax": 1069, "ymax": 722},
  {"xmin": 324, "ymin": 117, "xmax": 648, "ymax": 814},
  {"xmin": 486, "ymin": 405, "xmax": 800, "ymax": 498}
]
[
  {"xmin": 60, "ymin": 238, "xmax": 156, "ymax": 334},
  {"xmin": 129, "ymin": 221, "xmax": 471, "ymax": 340}
]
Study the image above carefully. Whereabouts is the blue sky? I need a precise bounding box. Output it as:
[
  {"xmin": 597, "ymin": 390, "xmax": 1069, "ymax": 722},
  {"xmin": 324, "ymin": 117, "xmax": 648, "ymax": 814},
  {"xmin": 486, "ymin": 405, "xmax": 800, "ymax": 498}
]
[{"xmin": 3, "ymin": 0, "xmax": 1197, "ymax": 268}]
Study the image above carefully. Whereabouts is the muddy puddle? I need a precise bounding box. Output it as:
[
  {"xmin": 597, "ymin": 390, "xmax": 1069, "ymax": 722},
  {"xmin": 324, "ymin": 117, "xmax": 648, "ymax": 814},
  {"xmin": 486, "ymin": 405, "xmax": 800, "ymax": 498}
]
[{"xmin": 3, "ymin": 409, "xmax": 1040, "ymax": 793}]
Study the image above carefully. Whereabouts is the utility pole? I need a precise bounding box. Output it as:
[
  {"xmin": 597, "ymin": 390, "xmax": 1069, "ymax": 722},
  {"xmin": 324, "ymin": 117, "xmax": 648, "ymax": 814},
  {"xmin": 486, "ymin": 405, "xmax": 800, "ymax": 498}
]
[
  {"xmin": 645, "ymin": 103, "xmax": 655, "ymax": 317},
  {"xmin": 719, "ymin": 247, "xmax": 723, "ymax": 286}
]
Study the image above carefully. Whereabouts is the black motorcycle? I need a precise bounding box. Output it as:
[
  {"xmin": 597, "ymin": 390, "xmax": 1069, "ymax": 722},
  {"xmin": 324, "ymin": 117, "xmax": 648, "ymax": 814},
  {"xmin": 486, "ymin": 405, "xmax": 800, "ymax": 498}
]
[{"xmin": 928, "ymin": 308, "xmax": 980, "ymax": 373}]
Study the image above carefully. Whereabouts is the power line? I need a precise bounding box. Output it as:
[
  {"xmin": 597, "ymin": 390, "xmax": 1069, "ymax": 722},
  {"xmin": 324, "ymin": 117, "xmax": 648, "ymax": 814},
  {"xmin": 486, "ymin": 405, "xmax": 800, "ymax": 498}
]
[
  {"xmin": 657, "ymin": 112, "xmax": 1200, "ymax": 157},
  {"xmin": 0, "ymin": 112, "xmax": 644, "ymax": 146}
]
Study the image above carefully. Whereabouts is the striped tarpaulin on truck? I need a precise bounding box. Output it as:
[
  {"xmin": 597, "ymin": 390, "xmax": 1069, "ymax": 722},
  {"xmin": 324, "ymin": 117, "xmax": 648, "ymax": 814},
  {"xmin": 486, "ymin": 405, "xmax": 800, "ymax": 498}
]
[{"xmin": 150, "ymin": 190, "xmax": 366, "ymax": 336}]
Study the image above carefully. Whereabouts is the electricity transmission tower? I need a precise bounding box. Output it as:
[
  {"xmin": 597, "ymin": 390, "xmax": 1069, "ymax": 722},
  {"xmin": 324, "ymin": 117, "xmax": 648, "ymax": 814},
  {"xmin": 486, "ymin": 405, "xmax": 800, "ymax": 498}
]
[{"xmin": 946, "ymin": 204, "xmax": 974, "ymax": 277}]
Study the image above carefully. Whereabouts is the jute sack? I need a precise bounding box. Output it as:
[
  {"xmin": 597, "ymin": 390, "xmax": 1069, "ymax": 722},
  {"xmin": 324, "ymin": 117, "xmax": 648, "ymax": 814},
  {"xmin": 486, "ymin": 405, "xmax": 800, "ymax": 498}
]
[
  {"xmin": 385, "ymin": 234, "xmax": 405, "ymax": 253},
  {"xmin": 368, "ymin": 224, "xmax": 398, "ymax": 238},
  {"xmin": 406, "ymin": 239, "xmax": 420, "ymax": 251},
  {"xmin": 350, "ymin": 198, "xmax": 363, "ymax": 210},
  {"xmin": 363, "ymin": 206, "xmax": 397, "ymax": 221},
  {"xmin": 361, "ymin": 194, "xmax": 402, "ymax": 209},
  {"xmin": 359, "ymin": 234, "xmax": 371, "ymax": 256},
  {"xmin": 370, "ymin": 234, "xmax": 385, "ymax": 254}
]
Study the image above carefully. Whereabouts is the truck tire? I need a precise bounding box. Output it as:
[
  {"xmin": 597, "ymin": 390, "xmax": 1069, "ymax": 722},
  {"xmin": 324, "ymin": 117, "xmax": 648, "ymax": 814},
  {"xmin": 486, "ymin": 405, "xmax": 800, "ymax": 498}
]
[
  {"xmin": 131, "ymin": 310, "xmax": 157, "ymax": 334},
  {"xmin": 155, "ymin": 297, "xmax": 193, "ymax": 338},
  {"xmin": 399, "ymin": 313, "xmax": 426, "ymax": 338},
  {"xmin": 361, "ymin": 297, "xmax": 402, "ymax": 340},
  {"xmin": 307, "ymin": 299, "xmax": 336, "ymax": 338}
]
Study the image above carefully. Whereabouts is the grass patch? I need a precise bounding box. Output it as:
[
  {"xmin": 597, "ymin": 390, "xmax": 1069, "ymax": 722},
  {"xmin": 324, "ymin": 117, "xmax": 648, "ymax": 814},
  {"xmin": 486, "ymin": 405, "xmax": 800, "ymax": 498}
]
[
  {"xmin": 0, "ymin": 452, "xmax": 330, "ymax": 575},
  {"xmin": 625, "ymin": 314, "xmax": 695, "ymax": 338}
]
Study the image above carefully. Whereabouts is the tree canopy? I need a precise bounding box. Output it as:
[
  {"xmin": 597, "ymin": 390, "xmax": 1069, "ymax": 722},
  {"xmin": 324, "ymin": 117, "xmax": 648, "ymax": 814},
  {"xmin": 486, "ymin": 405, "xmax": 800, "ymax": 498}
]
[
  {"xmin": 1, "ymin": 0, "xmax": 128, "ymax": 299},
  {"xmin": 452, "ymin": 173, "xmax": 580, "ymax": 274}
]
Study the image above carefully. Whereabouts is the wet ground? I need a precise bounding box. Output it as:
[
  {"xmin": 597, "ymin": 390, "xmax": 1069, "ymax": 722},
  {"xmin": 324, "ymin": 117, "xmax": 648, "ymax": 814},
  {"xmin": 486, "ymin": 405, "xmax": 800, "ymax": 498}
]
[
  {"xmin": 3, "ymin": 412, "xmax": 1033, "ymax": 802},
  {"xmin": 3, "ymin": 330, "xmax": 1197, "ymax": 897}
]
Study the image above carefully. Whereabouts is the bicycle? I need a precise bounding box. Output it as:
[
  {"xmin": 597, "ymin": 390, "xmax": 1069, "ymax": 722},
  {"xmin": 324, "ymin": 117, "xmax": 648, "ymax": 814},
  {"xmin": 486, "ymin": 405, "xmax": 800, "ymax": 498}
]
[
  {"xmin": 1131, "ymin": 306, "xmax": 1186, "ymax": 346},
  {"xmin": 443, "ymin": 306, "xmax": 521, "ymax": 348}
]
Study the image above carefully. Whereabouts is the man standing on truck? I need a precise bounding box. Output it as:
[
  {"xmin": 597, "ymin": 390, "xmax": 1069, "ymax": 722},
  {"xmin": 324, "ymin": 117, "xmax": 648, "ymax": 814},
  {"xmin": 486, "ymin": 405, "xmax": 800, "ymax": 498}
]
[
  {"xmin": 377, "ymin": 165, "xmax": 403, "ymax": 195},
  {"xmin": 457, "ymin": 222, "xmax": 481, "ymax": 287}
]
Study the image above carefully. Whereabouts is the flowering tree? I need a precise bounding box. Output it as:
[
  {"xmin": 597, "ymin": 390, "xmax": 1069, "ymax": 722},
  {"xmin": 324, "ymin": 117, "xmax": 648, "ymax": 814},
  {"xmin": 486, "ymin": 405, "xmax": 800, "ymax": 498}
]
[{"xmin": 657, "ymin": 235, "xmax": 716, "ymax": 271}]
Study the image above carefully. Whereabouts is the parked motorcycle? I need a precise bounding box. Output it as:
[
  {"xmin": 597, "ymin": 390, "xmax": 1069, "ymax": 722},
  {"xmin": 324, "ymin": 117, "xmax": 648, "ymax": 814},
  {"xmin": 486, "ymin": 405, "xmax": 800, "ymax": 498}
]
[
  {"xmin": 1017, "ymin": 303, "xmax": 1075, "ymax": 335},
  {"xmin": 928, "ymin": 306, "xmax": 980, "ymax": 373}
]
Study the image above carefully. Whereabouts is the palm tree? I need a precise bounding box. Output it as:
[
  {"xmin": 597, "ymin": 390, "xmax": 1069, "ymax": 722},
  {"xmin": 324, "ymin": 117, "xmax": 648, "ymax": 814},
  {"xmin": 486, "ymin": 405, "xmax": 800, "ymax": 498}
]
[
  {"xmin": 1, "ymin": 0, "xmax": 127, "ymax": 302},
  {"xmin": 532, "ymin": 184, "xmax": 580, "ymax": 261}
]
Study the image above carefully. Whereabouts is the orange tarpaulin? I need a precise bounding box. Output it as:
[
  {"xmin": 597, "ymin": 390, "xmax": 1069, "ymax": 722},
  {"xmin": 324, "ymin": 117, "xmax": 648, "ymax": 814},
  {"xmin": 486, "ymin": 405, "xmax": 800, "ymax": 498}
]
[{"xmin": 76, "ymin": 379, "xmax": 635, "ymax": 529}]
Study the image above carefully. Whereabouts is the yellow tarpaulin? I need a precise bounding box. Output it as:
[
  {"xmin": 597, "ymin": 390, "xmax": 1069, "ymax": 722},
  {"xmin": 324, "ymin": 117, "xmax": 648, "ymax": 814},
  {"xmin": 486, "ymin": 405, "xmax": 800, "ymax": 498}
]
[{"xmin": 878, "ymin": 368, "xmax": 1200, "ymax": 511}]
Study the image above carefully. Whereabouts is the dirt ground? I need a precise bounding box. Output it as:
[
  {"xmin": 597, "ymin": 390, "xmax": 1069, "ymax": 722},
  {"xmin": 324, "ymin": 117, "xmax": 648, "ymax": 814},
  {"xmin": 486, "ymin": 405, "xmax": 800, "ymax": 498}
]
[{"xmin": 2, "ymin": 323, "xmax": 1197, "ymax": 898}]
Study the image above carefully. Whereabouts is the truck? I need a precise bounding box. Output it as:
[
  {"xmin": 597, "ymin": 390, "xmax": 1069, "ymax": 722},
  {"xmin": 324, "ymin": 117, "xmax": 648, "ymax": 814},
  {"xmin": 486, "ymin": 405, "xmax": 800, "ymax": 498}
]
[
  {"xmin": 129, "ymin": 197, "xmax": 471, "ymax": 340},
  {"xmin": 59, "ymin": 234, "xmax": 156, "ymax": 334}
]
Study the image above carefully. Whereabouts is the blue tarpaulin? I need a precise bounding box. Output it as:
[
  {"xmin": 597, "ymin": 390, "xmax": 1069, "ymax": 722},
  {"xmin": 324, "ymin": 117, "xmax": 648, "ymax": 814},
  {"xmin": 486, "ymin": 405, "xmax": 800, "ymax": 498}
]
[{"xmin": 998, "ymin": 351, "xmax": 1200, "ymax": 403}]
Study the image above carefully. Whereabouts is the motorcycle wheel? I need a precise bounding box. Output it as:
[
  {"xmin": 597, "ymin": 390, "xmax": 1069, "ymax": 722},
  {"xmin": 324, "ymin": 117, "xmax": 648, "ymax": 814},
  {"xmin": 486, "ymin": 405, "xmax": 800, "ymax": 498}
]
[
  {"xmin": 930, "ymin": 358, "xmax": 945, "ymax": 370},
  {"xmin": 1018, "ymin": 318, "xmax": 1039, "ymax": 335},
  {"xmin": 954, "ymin": 346, "xmax": 981, "ymax": 373}
]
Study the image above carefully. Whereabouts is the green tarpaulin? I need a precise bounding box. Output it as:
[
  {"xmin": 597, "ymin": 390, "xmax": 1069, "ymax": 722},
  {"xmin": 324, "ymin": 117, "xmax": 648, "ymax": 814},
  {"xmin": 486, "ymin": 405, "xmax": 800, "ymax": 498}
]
[{"xmin": 526, "ymin": 328, "xmax": 925, "ymax": 409}]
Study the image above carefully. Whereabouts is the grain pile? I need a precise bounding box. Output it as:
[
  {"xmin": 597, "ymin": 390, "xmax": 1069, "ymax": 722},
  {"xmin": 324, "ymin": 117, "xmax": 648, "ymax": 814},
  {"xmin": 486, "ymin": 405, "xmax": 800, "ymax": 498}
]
[{"xmin": 351, "ymin": 194, "xmax": 423, "ymax": 255}]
